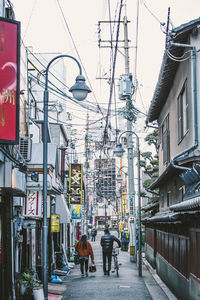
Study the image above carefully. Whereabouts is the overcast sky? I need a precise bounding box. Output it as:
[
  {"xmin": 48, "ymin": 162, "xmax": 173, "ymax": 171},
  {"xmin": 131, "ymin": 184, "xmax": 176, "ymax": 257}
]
[{"xmin": 11, "ymin": 0, "xmax": 200, "ymax": 149}]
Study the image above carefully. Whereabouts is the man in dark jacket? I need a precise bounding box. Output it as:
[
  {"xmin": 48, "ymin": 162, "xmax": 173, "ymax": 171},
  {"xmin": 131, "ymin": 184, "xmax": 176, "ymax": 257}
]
[
  {"xmin": 91, "ymin": 228, "xmax": 97, "ymax": 241},
  {"xmin": 100, "ymin": 228, "xmax": 121, "ymax": 275}
]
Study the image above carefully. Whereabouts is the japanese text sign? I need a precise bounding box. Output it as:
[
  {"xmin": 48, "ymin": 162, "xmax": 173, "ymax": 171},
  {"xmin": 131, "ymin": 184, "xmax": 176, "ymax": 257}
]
[
  {"xmin": 71, "ymin": 204, "xmax": 82, "ymax": 220},
  {"xmin": 0, "ymin": 18, "xmax": 20, "ymax": 144},
  {"xmin": 69, "ymin": 164, "xmax": 83, "ymax": 204}
]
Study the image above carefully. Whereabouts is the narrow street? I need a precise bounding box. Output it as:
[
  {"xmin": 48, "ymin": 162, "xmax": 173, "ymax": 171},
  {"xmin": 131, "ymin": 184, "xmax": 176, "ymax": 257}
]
[{"xmin": 62, "ymin": 231, "xmax": 167, "ymax": 300}]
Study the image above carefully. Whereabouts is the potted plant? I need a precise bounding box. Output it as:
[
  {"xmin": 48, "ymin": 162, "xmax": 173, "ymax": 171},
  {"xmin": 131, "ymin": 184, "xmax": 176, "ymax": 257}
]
[{"xmin": 19, "ymin": 269, "xmax": 44, "ymax": 300}]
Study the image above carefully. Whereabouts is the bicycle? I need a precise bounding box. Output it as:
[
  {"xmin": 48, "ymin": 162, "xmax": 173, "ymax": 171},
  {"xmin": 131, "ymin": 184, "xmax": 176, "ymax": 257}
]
[{"xmin": 112, "ymin": 246, "xmax": 120, "ymax": 277}]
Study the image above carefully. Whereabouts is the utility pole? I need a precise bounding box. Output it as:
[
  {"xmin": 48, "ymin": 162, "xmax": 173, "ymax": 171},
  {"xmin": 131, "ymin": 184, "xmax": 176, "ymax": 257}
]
[
  {"xmin": 84, "ymin": 113, "xmax": 89, "ymax": 235},
  {"xmin": 123, "ymin": 15, "xmax": 136, "ymax": 263}
]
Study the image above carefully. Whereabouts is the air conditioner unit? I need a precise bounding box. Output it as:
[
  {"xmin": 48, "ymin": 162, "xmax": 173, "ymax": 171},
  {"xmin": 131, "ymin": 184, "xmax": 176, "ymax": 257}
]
[{"xmin": 19, "ymin": 137, "xmax": 32, "ymax": 161}]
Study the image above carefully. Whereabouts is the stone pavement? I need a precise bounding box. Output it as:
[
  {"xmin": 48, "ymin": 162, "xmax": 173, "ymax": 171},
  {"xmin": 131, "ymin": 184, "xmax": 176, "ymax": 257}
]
[{"xmin": 51, "ymin": 231, "xmax": 177, "ymax": 300}]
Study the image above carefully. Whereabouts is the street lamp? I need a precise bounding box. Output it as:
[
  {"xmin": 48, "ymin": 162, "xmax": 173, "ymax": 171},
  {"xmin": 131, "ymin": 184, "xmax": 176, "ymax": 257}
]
[
  {"xmin": 113, "ymin": 130, "xmax": 142, "ymax": 277},
  {"xmin": 116, "ymin": 166, "xmax": 128, "ymax": 224},
  {"xmin": 43, "ymin": 54, "xmax": 91, "ymax": 299}
]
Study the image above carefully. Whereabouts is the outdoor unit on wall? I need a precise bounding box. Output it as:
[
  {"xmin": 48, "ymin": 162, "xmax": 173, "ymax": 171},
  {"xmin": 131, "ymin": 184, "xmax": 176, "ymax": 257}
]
[{"xmin": 19, "ymin": 137, "xmax": 32, "ymax": 161}]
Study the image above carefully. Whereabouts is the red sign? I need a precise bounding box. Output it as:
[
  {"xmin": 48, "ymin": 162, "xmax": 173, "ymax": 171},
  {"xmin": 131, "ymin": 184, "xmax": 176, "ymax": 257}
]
[{"xmin": 0, "ymin": 18, "xmax": 20, "ymax": 144}]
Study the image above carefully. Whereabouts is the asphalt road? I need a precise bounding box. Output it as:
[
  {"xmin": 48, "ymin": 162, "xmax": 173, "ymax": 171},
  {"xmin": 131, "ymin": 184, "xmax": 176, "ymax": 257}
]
[{"xmin": 62, "ymin": 231, "xmax": 153, "ymax": 300}]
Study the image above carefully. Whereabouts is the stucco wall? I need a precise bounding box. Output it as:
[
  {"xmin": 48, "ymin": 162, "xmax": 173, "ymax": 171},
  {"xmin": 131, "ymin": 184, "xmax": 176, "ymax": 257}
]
[{"xmin": 158, "ymin": 54, "xmax": 194, "ymax": 175}]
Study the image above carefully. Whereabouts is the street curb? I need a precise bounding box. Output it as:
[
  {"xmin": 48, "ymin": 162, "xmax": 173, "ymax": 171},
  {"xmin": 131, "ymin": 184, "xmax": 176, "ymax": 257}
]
[{"xmin": 143, "ymin": 258, "xmax": 178, "ymax": 300}]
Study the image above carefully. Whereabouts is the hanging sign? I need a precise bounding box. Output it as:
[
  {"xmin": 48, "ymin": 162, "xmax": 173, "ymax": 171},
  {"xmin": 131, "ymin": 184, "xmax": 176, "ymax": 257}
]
[
  {"xmin": 129, "ymin": 196, "xmax": 134, "ymax": 215},
  {"xmin": 0, "ymin": 18, "xmax": 20, "ymax": 144},
  {"xmin": 69, "ymin": 164, "xmax": 83, "ymax": 204},
  {"xmin": 24, "ymin": 190, "xmax": 50, "ymax": 218},
  {"xmin": 119, "ymin": 221, "xmax": 124, "ymax": 232},
  {"xmin": 51, "ymin": 214, "xmax": 60, "ymax": 232},
  {"xmin": 71, "ymin": 204, "xmax": 82, "ymax": 220}
]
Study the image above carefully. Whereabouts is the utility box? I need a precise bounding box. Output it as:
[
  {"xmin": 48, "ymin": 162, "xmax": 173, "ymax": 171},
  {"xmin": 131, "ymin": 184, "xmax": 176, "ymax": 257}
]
[{"xmin": 118, "ymin": 74, "xmax": 133, "ymax": 100}]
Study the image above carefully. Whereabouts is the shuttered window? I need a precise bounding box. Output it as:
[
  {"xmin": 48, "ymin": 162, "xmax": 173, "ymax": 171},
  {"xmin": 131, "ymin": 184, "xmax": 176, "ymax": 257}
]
[
  {"xmin": 177, "ymin": 80, "xmax": 188, "ymax": 143},
  {"xmin": 162, "ymin": 114, "xmax": 170, "ymax": 165}
]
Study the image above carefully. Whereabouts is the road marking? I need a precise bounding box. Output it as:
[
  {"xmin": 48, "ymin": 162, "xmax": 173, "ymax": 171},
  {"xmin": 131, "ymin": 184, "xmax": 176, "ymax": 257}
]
[{"xmin": 120, "ymin": 286, "xmax": 131, "ymax": 288}]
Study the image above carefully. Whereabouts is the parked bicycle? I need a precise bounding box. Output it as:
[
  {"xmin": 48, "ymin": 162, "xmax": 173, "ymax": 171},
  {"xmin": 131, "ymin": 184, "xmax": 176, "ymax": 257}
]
[{"xmin": 112, "ymin": 246, "xmax": 121, "ymax": 277}]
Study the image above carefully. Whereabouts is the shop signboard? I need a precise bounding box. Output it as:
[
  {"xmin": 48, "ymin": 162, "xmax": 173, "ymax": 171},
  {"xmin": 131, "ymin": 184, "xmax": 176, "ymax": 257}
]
[
  {"xmin": 69, "ymin": 164, "xmax": 83, "ymax": 204},
  {"xmin": 51, "ymin": 214, "xmax": 60, "ymax": 232},
  {"xmin": 119, "ymin": 221, "xmax": 124, "ymax": 232},
  {"xmin": 71, "ymin": 204, "xmax": 82, "ymax": 220},
  {"xmin": 122, "ymin": 192, "xmax": 127, "ymax": 215},
  {"xmin": 129, "ymin": 196, "xmax": 134, "ymax": 215},
  {"xmin": 0, "ymin": 18, "xmax": 20, "ymax": 144},
  {"xmin": 24, "ymin": 190, "xmax": 50, "ymax": 218}
]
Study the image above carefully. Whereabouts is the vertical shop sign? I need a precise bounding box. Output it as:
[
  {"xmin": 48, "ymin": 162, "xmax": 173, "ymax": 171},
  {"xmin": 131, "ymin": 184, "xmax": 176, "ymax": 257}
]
[
  {"xmin": 69, "ymin": 164, "xmax": 83, "ymax": 204},
  {"xmin": 24, "ymin": 190, "xmax": 50, "ymax": 218},
  {"xmin": 51, "ymin": 214, "xmax": 60, "ymax": 232},
  {"xmin": 71, "ymin": 204, "xmax": 82, "ymax": 220},
  {"xmin": 0, "ymin": 18, "xmax": 20, "ymax": 144},
  {"xmin": 24, "ymin": 190, "xmax": 41, "ymax": 217},
  {"xmin": 129, "ymin": 196, "xmax": 134, "ymax": 215},
  {"xmin": 122, "ymin": 192, "xmax": 127, "ymax": 215}
]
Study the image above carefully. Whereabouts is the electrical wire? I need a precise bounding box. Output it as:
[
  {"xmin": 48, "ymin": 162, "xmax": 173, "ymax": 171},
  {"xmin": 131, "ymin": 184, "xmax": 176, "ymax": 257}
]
[
  {"xmin": 142, "ymin": 0, "xmax": 165, "ymax": 26},
  {"xmin": 166, "ymin": 49, "xmax": 192, "ymax": 62},
  {"xmin": 104, "ymin": 0, "xmax": 123, "ymax": 144},
  {"xmin": 22, "ymin": 0, "xmax": 38, "ymax": 42},
  {"xmin": 56, "ymin": 0, "xmax": 105, "ymax": 118}
]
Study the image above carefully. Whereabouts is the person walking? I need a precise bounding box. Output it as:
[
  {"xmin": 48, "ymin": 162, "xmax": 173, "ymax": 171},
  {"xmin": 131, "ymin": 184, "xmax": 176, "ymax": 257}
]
[
  {"xmin": 121, "ymin": 228, "xmax": 130, "ymax": 251},
  {"xmin": 91, "ymin": 227, "xmax": 97, "ymax": 241},
  {"xmin": 74, "ymin": 234, "xmax": 95, "ymax": 277},
  {"xmin": 100, "ymin": 228, "xmax": 121, "ymax": 276}
]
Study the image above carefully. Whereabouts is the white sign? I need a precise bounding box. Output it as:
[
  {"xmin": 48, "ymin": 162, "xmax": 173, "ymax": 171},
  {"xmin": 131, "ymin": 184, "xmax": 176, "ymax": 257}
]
[{"xmin": 24, "ymin": 190, "xmax": 50, "ymax": 218}]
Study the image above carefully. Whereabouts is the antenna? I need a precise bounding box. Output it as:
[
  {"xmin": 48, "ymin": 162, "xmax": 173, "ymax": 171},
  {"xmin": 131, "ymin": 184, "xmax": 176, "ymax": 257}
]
[{"xmin": 165, "ymin": 7, "xmax": 171, "ymax": 50}]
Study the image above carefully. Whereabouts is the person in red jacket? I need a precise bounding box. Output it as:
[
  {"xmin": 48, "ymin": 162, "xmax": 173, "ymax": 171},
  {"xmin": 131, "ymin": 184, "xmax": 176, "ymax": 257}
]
[{"xmin": 74, "ymin": 234, "xmax": 95, "ymax": 277}]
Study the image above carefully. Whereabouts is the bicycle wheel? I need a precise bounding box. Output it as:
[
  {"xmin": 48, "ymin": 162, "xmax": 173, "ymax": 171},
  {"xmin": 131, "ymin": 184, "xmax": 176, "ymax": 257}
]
[{"xmin": 115, "ymin": 257, "xmax": 119, "ymax": 277}]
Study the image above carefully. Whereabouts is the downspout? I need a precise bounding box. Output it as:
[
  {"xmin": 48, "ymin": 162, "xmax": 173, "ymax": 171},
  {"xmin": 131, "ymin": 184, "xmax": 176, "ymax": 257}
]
[{"xmin": 170, "ymin": 43, "xmax": 198, "ymax": 170}]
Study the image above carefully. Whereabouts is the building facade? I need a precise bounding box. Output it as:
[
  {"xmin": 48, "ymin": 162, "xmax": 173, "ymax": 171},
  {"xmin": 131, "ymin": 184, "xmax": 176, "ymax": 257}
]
[{"xmin": 145, "ymin": 18, "xmax": 200, "ymax": 300}]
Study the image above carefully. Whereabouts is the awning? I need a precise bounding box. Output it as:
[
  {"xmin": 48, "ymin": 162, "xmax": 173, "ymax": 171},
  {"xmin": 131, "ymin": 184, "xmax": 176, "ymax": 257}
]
[{"xmin": 55, "ymin": 194, "xmax": 71, "ymax": 224}]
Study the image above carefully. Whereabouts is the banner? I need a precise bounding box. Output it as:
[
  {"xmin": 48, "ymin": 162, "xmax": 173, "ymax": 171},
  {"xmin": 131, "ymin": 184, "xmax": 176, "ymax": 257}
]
[
  {"xmin": 69, "ymin": 164, "xmax": 83, "ymax": 204},
  {"xmin": 0, "ymin": 18, "xmax": 20, "ymax": 144}
]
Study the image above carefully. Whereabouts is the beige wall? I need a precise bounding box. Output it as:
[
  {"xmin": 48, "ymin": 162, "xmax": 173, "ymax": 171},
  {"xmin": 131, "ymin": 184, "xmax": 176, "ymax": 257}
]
[{"xmin": 158, "ymin": 33, "xmax": 200, "ymax": 175}]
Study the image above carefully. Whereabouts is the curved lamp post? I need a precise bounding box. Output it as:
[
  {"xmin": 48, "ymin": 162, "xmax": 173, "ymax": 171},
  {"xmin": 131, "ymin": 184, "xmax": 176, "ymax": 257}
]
[
  {"xmin": 113, "ymin": 130, "xmax": 142, "ymax": 277},
  {"xmin": 116, "ymin": 166, "xmax": 128, "ymax": 224},
  {"xmin": 43, "ymin": 55, "xmax": 91, "ymax": 299}
]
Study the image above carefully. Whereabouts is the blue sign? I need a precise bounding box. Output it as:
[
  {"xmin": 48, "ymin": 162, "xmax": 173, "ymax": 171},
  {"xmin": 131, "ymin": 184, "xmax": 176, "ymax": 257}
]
[{"xmin": 71, "ymin": 205, "xmax": 82, "ymax": 219}]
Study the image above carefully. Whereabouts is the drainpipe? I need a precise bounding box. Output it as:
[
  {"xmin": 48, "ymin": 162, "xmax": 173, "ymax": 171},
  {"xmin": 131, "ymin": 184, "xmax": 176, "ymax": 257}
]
[{"xmin": 170, "ymin": 43, "xmax": 198, "ymax": 170}]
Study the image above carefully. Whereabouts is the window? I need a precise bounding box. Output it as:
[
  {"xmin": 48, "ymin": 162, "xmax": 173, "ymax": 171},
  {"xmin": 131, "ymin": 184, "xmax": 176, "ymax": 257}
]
[
  {"xmin": 160, "ymin": 193, "xmax": 164, "ymax": 208},
  {"xmin": 167, "ymin": 191, "xmax": 172, "ymax": 207},
  {"xmin": 162, "ymin": 114, "xmax": 170, "ymax": 165},
  {"xmin": 177, "ymin": 81, "xmax": 188, "ymax": 143},
  {"xmin": 178, "ymin": 186, "xmax": 185, "ymax": 203}
]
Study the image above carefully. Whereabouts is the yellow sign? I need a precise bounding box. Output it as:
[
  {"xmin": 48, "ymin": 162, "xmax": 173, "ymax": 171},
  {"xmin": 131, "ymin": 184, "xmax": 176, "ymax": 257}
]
[
  {"xmin": 130, "ymin": 246, "xmax": 135, "ymax": 256},
  {"xmin": 119, "ymin": 221, "xmax": 124, "ymax": 232},
  {"xmin": 51, "ymin": 214, "xmax": 60, "ymax": 232},
  {"xmin": 122, "ymin": 192, "xmax": 127, "ymax": 214}
]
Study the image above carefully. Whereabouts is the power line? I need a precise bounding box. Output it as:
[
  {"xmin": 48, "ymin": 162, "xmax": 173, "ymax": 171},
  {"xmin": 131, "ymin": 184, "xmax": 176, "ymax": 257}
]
[
  {"xmin": 56, "ymin": 0, "xmax": 105, "ymax": 118},
  {"xmin": 103, "ymin": 0, "xmax": 123, "ymax": 144}
]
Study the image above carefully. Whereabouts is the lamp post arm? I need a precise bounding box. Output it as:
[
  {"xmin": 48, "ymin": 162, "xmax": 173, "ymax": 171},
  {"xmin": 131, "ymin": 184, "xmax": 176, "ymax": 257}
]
[
  {"xmin": 44, "ymin": 54, "xmax": 82, "ymax": 91},
  {"xmin": 117, "ymin": 130, "xmax": 139, "ymax": 145}
]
